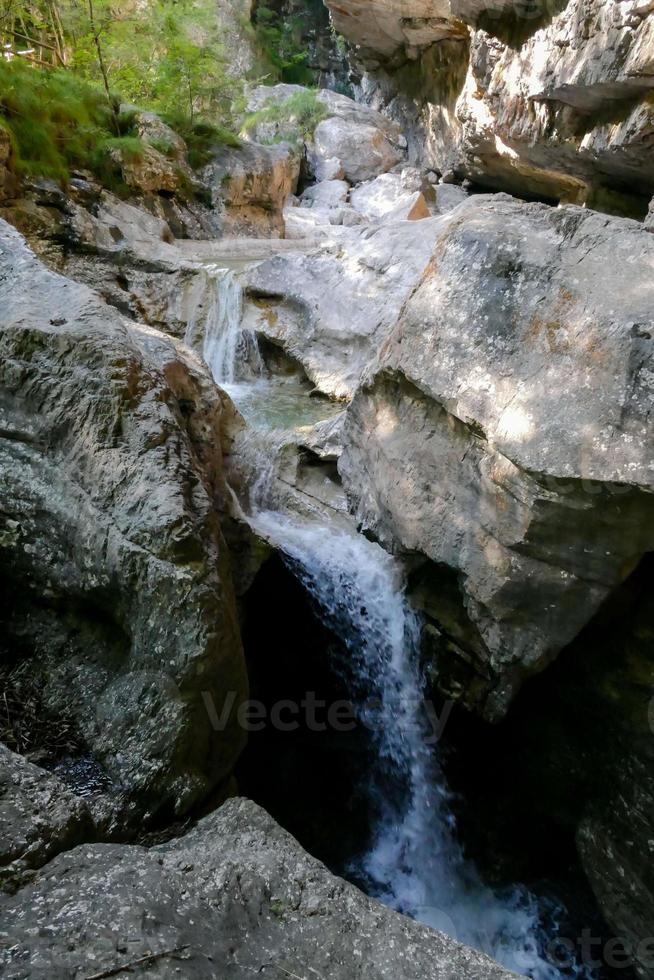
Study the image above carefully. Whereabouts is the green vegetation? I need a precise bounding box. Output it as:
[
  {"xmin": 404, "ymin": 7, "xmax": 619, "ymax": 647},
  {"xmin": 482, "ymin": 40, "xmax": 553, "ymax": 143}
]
[
  {"xmin": 251, "ymin": 2, "xmax": 314, "ymax": 85},
  {"xmin": 242, "ymin": 89, "xmax": 328, "ymax": 143},
  {"xmin": 0, "ymin": 0, "xmax": 240, "ymax": 186}
]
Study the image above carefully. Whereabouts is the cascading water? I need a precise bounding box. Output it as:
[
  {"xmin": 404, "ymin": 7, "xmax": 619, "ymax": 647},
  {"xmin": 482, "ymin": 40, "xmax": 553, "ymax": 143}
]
[
  {"xmin": 184, "ymin": 264, "xmax": 262, "ymax": 386},
  {"xmin": 250, "ymin": 510, "xmax": 588, "ymax": 980},
  {"xmin": 191, "ymin": 255, "xmax": 589, "ymax": 980}
]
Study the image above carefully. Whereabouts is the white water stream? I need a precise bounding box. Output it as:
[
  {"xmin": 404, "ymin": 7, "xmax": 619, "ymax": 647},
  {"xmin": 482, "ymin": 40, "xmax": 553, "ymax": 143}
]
[{"xmin": 188, "ymin": 263, "xmax": 590, "ymax": 980}]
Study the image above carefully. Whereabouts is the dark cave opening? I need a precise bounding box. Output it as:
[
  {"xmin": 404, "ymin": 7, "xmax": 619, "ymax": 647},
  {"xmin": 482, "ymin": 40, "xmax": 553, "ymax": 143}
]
[{"xmin": 237, "ymin": 547, "xmax": 651, "ymax": 979}]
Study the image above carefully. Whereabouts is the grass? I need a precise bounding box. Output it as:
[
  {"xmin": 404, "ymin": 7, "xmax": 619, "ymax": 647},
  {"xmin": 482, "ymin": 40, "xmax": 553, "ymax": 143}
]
[
  {"xmin": 241, "ymin": 89, "xmax": 328, "ymax": 142},
  {"xmin": 0, "ymin": 60, "xmax": 240, "ymax": 188}
]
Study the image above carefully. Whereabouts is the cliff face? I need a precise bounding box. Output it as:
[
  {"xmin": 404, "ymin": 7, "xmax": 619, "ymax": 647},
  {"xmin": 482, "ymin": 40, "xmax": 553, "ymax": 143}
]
[{"xmin": 327, "ymin": 0, "xmax": 654, "ymax": 215}]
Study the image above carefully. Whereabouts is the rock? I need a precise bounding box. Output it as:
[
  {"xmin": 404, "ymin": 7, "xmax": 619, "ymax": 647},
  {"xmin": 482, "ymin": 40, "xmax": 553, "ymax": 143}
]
[
  {"xmin": 435, "ymin": 183, "xmax": 469, "ymax": 213},
  {"xmin": 131, "ymin": 109, "xmax": 189, "ymax": 165},
  {"xmin": 300, "ymin": 179, "xmax": 350, "ymax": 208},
  {"xmin": 324, "ymin": 0, "xmax": 468, "ymax": 63},
  {"xmin": 646, "ymin": 196, "xmax": 654, "ymax": 231},
  {"xmin": 0, "ymin": 745, "xmax": 93, "ymax": 888},
  {"xmin": 350, "ymin": 171, "xmax": 430, "ymax": 220},
  {"xmin": 0, "ymin": 797, "xmax": 518, "ymax": 980},
  {"xmin": 0, "ymin": 126, "xmax": 16, "ymax": 202},
  {"xmin": 109, "ymin": 142, "xmax": 182, "ymax": 195},
  {"xmin": 313, "ymin": 115, "xmax": 405, "ymax": 184},
  {"xmin": 0, "ymin": 220, "xmax": 247, "ymax": 816},
  {"xmin": 332, "ymin": 0, "xmax": 654, "ymax": 214},
  {"xmin": 315, "ymin": 155, "xmax": 345, "ymax": 181},
  {"xmin": 201, "ymin": 141, "xmax": 300, "ymax": 237},
  {"xmin": 243, "ymin": 216, "xmax": 441, "ymax": 398},
  {"xmin": 339, "ymin": 195, "xmax": 654, "ymax": 719}
]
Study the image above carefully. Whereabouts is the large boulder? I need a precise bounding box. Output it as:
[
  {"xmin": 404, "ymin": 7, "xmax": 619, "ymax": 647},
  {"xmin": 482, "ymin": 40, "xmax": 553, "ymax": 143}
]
[
  {"xmin": 242, "ymin": 215, "xmax": 442, "ymax": 397},
  {"xmin": 339, "ymin": 195, "xmax": 654, "ymax": 719},
  {"xmin": 0, "ymin": 220, "xmax": 247, "ymax": 817},
  {"xmin": 312, "ymin": 115, "xmax": 404, "ymax": 184},
  {"xmin": 109, "ymin": 142, "xmax": 182, "ymax": 195},
  {"xmin": 201, "ymin": 141, "xmax": 300, "ymax": 237},
  {"xmin": 350, "ymin": 170, "xmax": 431, "ymax": 220},
  {"xmin": 0, "ymin": 797, "xmax": 517, "ymax": 980},
  {"xmin": 0, "ymin": 745, "xmax": 94, "ymax": 888}
]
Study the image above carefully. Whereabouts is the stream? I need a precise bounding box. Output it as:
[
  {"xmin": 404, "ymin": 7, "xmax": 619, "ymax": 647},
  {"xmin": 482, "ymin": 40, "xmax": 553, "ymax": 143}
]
[{"xmin": 186, "ymin": 260, "xmax": 594, "ymax": 980}]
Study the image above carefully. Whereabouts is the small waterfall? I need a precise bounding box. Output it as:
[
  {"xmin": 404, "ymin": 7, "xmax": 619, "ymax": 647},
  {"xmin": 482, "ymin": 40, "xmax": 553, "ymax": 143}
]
[
  {"xmin": 249, "ymin": 507, "xmax": 588, "ymax": 980},
  {"xmin": 184, "ymin": 265, "xmax": 263, "ymax": 385}
]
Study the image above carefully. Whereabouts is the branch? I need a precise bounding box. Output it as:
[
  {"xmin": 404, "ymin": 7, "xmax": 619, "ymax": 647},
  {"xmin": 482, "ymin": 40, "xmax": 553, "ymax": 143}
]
[{"xmin": 81, "ymin": 945, "xmax": 190, "ymax": 980}]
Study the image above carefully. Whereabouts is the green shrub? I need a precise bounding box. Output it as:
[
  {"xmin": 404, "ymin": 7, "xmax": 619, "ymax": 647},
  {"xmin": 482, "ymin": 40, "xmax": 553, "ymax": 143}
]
[
  {"xmin": 163, "ymin": 113, "xmax": 241, "ymax": 168},
  {"xmin": 242, "ymin": 89, "xmax": 328, "ymax": 142},
  {"xmin": 0, "ymin": 60, "xmax": 115, "ymax": 182}
]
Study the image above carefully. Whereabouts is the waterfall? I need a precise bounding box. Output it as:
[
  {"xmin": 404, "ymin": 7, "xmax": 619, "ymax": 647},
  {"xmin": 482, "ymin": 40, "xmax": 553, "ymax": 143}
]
[
  {"xmin": 184, "ymin": 265, "xmax": 262, "ymax": 385},
  {"xmin": 250, "ymin": 508, "xmax": 587, "ymax": 980}
]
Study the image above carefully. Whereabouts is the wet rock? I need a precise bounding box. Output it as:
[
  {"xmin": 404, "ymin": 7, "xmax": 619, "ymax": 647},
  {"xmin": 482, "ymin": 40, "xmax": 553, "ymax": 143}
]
[
  {"xmin": 0, "ymin": 797, "xmax": 518, "ymax": 980},
  {"xmin": 339, "ymin": 194, "xmax": 654, "ymax": 719},
  {"xmin": 243, "ymin": 216, "xmax": 441, "ymax": 397},
  {"xmin": 0, "ymin": 745, "xmax": 93, "ymax": 889},
  {"xmin": 0, "ymin": 220, "xmax": 247, "ymax": 817},
  {"xmin": 201, "ymin": 141, "xmax": 300, "ymax": 237}
]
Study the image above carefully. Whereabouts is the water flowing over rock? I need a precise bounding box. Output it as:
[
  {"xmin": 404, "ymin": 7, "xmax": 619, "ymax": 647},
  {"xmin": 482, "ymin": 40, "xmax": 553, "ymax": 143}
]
[
  {"xmin": 0, "ymin": 220, "xmax": 247, "ymax": 817},
  {"xmin": 339, "ymin": 194, "xmax": 654, "ymax": 719},
  {"xmin": 0, "ymin": 797, "xmax": 519, "ymax": 980}
]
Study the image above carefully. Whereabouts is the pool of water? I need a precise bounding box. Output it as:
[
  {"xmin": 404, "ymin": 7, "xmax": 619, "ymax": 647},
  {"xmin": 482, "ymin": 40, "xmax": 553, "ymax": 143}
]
[{"xmin": 224, "ymin": 378, "xmax": 345, "ymax": 433}]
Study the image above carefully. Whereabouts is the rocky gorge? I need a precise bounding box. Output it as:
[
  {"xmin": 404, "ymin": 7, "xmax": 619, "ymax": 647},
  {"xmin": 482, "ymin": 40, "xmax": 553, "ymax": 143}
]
[{"xmin": 1, "ymin": 2, "xmax": 654, "ymax": 979}]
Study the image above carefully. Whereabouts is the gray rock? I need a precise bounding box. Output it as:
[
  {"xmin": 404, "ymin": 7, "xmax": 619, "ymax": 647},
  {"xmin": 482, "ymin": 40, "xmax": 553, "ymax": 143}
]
[
  {"xmin": 339, "ymin": 195, "xmax": 654, "ymax": 718},
  {"xmin": 300, "ymin": 178, "xmax": 350, "ymax": 208},
  {"xmin": 0, "ymin": 220, "xmax": 247, "ymax": 816},
  {"xmin": 435, "ymin": 182, "xmax": 469, "ymax": 213},
  {"xmin": 0, "ymin": 745, "xmax": 93, "ymax": 887},
  {"xmin": 313, "ymin": 115, "xmax": 404, "ymax": 184},
  {"xmin": 242, "ymin": 216, "xmax": 442, "ymax": 397},
  {"xmin": 350, "ymin": 171, "xmax": 428, "ymax": 219},
  {"xmin": 646, "ymin": 196, "xmax": 654, "ymax": 231},
  {"xmin": 0, "ymin": 797, "xmax": 519, "ymax": 980}
]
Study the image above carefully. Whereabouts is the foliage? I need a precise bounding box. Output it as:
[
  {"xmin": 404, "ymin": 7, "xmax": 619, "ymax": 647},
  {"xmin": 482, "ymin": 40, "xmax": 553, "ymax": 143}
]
[
  {"xmin": 242, "ymin": 89, "xmax": 328, "ymax": 142},
  {"xmin": 162, "ymin": 113, "xmax": 241, "ymax": 168},
  {"xmin": 0, "ymin": 57, "xmax": 115, "ymax": 181},
  {"xmin": 251, "ymin": 1, "xmax": 313, "ymax": 85}
]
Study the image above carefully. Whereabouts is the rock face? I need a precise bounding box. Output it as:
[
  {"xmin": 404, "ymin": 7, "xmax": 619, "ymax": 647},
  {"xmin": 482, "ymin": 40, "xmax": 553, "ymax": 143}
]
[
  {"xmin": 0, "ymin": 220, "xmax": 247, "ymax": 816},
  {"xmin": 339, "ymin": 195, "xmax": 654, "ymax": 719},
  {"xmin": 332, "ymin": 0, "xmax": 654, "ymax": 215},
  {"xmin": 0, "ymin": 745, "xmax": 94, "ymax": 887},
  {"xmin": 243, "ymin": 215, "xmax": 442, "ymax": 397},
  {"xmin": 350, "ymin": 170, "xmax": 431, "ymax": 219},
  {"xmin": 0, "ymin": 126, "xmax": 16, "ymax": 202},
  {"xmin": 201, "ymin": 141, "xmax": 300, "ymax": 237},
  {"xmin": 0, "ymin": 797, "xmax": 518, "ymax": 980}
]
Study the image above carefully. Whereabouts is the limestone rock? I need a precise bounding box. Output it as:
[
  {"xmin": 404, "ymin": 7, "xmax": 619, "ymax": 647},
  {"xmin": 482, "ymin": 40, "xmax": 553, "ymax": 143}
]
[
  {"xmin": 0, "ymin": 745, "xmax": 93, "ymax": 887},
  {"xmin": 334, "ymin": 0, "xmax": 654, "ymax": 213},
  {"xmin": 300, "ymin": 179, "xmax": 350, "ymax": 208},
  {"xmin": 313, "ymin": 115, "xmax": 404, "ymax": 184},
  {"xmin": 243, "ymin": 216, "xmax": 442, "ymax": 397},
  {"xmin": 0, "ymin": 220, "xmax": 247, "ymax": 816},
  {"xmin": 0, "ymin": 797, "xmax": 518, "ymax": 980},
  {"xmin": 350, "ymin": 171, "xmax": 430, "ymax": 220},
  {"xmin": 435, "ymin": 182, "xmax": 469, "ymax": 213},
  {"xmin": 201, "ymin": 141, "xmax": 300, "ymax": 237},
  {"xmin": 339, "ymin": 195, "xmax": 654, "ymax": 718},
  {"xmin": 131, "ymin": 109, "xmax": 189, "ymax": 165}
]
